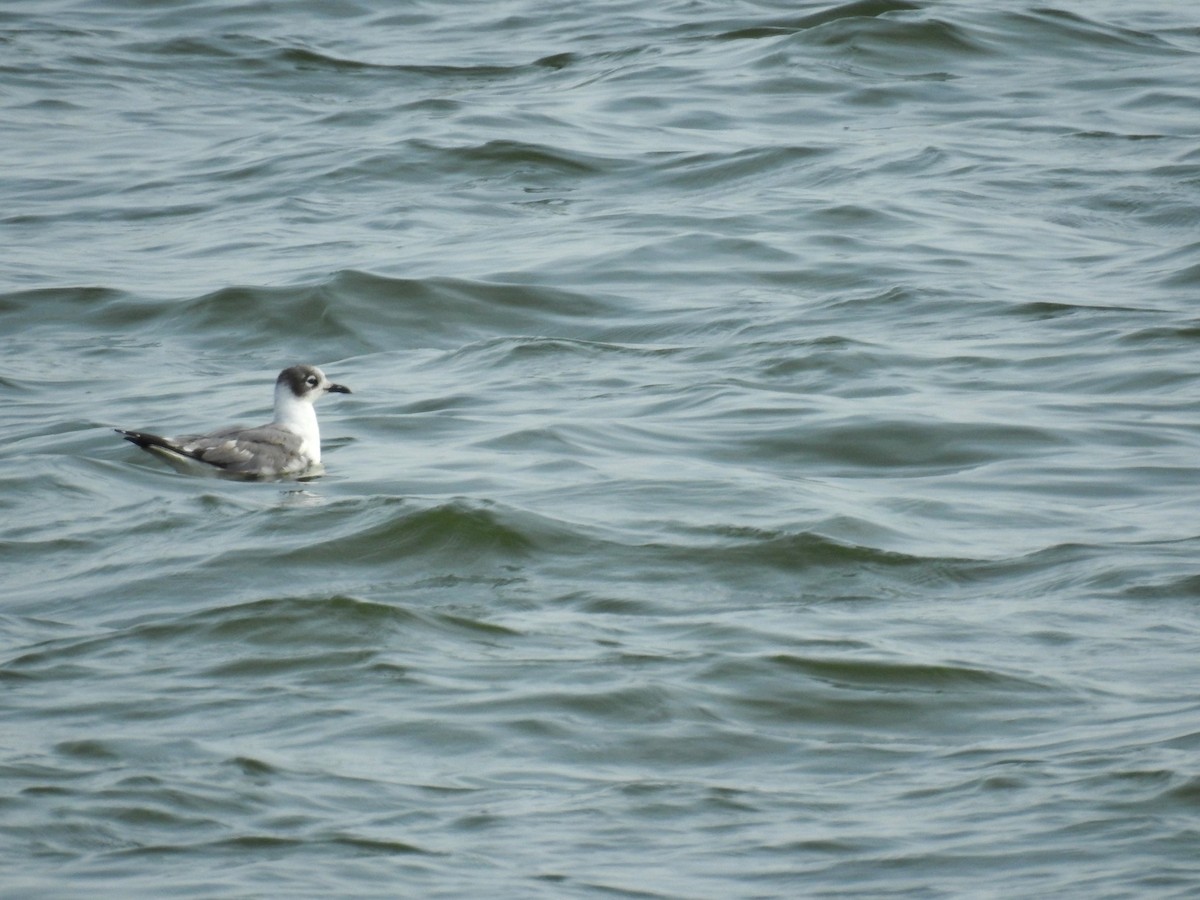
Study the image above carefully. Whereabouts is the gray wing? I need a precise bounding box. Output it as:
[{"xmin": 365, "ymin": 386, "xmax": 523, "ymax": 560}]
[{"xmin": 175, "ymin": 425, "xmax": 308, "ymax": 474}]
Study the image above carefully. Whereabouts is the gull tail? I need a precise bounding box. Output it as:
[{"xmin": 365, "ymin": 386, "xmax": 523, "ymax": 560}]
[
  {"xmin": 115, "ymin": 429, "xmax": 196, "ymax": 460},
  {"xmin": 116, "ymin": 429, "xmax": 221, "ymax": 477}
]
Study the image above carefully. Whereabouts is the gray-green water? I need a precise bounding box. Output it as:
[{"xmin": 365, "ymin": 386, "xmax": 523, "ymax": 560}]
[{"xmin": 4, "ymin": 1, "xmax": 1200, "ymax": 896}]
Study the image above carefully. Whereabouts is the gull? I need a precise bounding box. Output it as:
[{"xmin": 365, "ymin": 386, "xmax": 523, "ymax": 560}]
[{"xmin": 116, "ymin": 364, "xmax": 351, "ymax": 478}]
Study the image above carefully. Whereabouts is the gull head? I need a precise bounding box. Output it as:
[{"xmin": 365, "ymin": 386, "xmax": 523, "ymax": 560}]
[{"xmin": 277, "ymin": 364, "xmax": 352, "ymax": 405}]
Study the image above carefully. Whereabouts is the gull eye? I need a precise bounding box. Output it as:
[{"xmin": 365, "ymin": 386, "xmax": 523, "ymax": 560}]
[{"xmin": 305, "ymin": 375, "xmax": 319, "ymax": 387}]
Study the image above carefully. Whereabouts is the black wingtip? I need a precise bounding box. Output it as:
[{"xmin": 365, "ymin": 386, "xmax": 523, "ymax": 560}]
[{"xmin": 116, "ymin": 429, "xmax": 168, "ymax": 451}]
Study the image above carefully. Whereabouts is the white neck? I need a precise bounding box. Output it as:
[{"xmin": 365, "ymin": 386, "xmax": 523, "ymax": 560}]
[{"xmin": 273, "ymin": 383, "xmax": 321, "ymax": 462}]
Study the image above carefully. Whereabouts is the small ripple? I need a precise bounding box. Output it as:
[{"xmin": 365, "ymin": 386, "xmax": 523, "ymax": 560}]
[
  {"xmin": 712, "ymin": 416, "xmax": 1070, "ymax": 475},
  {"xmin": 717, "ymin": 0, "xmax": 921, "ymax": 41},
  {"xmin": 997, "ymin": 8, "xmax": 1186, "ymax": 58}
]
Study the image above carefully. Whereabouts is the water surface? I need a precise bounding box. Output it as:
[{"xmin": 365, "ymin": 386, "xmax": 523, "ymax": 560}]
[{"xmin": 3, "ymin": 1, "xmax": 1200, "ymax": 896}]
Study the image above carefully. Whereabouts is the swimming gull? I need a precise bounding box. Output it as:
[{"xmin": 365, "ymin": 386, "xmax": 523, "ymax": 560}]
[{"xmin": 116, "ymin": 364, "xmax": 351, "ymax": 477}]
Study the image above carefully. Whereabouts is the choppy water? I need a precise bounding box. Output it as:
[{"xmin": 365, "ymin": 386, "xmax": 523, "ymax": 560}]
[{"xmin": 4, "ymin": 0, "xmax": 1200, "ymax": 896}]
